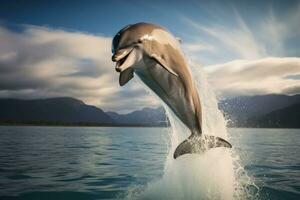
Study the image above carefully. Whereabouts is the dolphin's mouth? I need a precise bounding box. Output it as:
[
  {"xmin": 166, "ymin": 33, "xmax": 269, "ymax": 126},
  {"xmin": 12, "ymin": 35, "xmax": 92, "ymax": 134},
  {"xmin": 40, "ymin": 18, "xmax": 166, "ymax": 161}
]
[
  {"xmin": 113, "ymin": 48, "xmax": 134, "ymax": 72},
  {"xmin": 116, "ymin": 53, "xmax": 130, "ymax": 72},
  {"xmin": 112, "ymin": 48, "xmax": 136, "ymax": 86}
]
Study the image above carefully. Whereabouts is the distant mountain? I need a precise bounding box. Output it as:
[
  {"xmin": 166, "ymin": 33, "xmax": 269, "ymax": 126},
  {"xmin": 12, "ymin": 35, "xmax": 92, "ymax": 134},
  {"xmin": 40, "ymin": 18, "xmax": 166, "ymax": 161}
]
[
  {"xmin": 219, "ymin": 94, "xmax": 300, "ymax": 127},
  {"xmin": 0, "ymin": 94, "xmax": 299, "ymax": 127},
  {"xmin": 108, "ymin": 94, "xmax": 300, "ymax": 127},
  {"xmin": 107, "ymin": 107, "xmax": 167, "ymax": 126},
  {"xmin": 0, "ymin": 97, "xmax": 167, "ymax": 126},
  {"xmin": 252, "ymin": 103, "xmax": 300, "ymax": 128},
  {"xmin": 0, "ymin": 97, "xmax": 114, "ymax": 124}
]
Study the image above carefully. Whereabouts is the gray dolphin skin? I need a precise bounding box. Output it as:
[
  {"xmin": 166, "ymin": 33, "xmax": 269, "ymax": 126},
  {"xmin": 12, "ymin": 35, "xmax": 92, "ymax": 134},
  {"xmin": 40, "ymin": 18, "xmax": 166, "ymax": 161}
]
[{"xmin": 111, "ymin": 22, "xmax": 232, "ymax": 159}]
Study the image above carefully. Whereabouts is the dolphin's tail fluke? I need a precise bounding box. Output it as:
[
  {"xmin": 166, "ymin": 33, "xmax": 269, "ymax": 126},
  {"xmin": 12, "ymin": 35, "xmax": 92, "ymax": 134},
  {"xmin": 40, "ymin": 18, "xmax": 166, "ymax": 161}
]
[{"xmin": 173, "ymin": 135, "xmax": 232, "ymax": 159}]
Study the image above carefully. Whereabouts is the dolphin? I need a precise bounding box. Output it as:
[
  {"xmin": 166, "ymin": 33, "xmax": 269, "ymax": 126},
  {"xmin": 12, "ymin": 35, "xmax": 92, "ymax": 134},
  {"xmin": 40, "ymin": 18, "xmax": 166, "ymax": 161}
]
[{"xmin": 111, "ymin": 22, "xmax": 232, "ymax": 159}]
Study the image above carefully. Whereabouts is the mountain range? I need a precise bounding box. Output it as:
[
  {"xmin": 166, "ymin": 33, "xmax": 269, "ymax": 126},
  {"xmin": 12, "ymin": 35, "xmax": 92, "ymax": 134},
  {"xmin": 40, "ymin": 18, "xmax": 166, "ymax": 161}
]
[
  {"xmin": 0, "ymin": 97, "xmax": 167, "ymax": 126},
  {"xmin": 219, "ymin": 94, "xmax": 300, "ymax": 128},
  {"xmin": 0, "ymin": 94, "xmax": 299, "ymax": 128},
  {"xmin": 0, "ymin": 98, "xmax": 113, "ymax": 125}
]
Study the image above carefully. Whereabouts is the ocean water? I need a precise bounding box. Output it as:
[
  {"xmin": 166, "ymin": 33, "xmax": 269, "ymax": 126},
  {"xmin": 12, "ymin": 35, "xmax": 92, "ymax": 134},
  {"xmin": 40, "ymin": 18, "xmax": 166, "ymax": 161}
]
[{"xmin": 0, "ymin": 126, "xmax": 299, "ymax": 200}]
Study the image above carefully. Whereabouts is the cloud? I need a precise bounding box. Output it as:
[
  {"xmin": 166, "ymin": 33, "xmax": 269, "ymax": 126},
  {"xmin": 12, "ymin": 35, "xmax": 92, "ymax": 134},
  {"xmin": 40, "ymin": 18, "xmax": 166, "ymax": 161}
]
[
  {"xmin": 0, "ymin": 22, "xmax": 299, "ymax": 113},
  {"xmin": 183, "ymin": 43, "xmax": 215, "ymax": 54},
  {"xmin": 181, "ymin": 3, "xmax": 300, "ymax": 65},
  {"xmin": 180, "ymin": 4, "xmax": 300, "ymax": 99},
  {"xmin": 205, "ymin": 57, "xmax": 300, "ymax": 98},
  {"xmin": 0, "ymin": 25, "xmax": 158, "ymax": 113},
  {"xmin": 188, "ymin": 15, "xmax": 267, "ymax": 59}
]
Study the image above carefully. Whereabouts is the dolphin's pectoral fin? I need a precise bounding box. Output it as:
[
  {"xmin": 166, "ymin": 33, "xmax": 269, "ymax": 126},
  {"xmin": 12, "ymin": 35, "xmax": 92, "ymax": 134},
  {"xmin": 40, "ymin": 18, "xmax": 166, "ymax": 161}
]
[
  {"xmin": 151, "ymin": 54, "xmax": 178, "ymax": 77},
  {"xmin": 173, "ymin": 135, "xmax": 232, "ymax": 159},
  {"xmin": 119, "ymin": 67, "xmax": 134, "ymax": 86}
]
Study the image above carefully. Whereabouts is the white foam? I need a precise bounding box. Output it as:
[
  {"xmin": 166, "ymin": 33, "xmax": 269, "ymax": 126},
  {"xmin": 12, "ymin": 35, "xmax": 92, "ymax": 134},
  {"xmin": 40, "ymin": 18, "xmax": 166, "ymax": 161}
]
[{"xmin": 126, "ymin": 62, "xmax": 258, "ymax": 200}]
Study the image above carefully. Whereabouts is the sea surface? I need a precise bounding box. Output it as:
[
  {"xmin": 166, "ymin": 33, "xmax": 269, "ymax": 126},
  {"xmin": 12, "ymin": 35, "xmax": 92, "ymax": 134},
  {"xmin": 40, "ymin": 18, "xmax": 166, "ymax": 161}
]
[{"xmin": 0, "ymin": 126, "xmax": 299, "ymax": 200}]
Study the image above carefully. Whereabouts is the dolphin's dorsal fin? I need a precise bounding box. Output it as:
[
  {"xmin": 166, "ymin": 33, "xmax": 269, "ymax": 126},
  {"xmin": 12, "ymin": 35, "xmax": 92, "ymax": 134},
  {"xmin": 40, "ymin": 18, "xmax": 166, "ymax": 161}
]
[{"xmin": 151, "ymin": 54, "xmax": 178, "ymax": 77}]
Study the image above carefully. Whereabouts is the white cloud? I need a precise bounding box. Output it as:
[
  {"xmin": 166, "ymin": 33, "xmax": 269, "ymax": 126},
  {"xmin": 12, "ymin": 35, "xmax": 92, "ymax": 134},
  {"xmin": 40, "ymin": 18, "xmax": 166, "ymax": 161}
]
[
  {"xmin": 199, "ymin": 16, "xmax": 267, "ymax": 59},
  {"xmin": 183, "ymin": 43, "xmax": 215, "ymax": 53},
  {"xmin": 0, "ymin": 21, "xmax": 299, "ymax": 114},
  {"xmin": 181, "ymin": 14, "xmax": 267, "ymax": 63},
  {"xmin": 181, "ymin": 4, "xmax": 300, "ymax": 65},
  {"xmin": 205, "ymin": 57, "xmax": 300, "ymax": 98},
  {"xmin": 0, "ymin": 25, "xmax": 158, "ymax": 113}
]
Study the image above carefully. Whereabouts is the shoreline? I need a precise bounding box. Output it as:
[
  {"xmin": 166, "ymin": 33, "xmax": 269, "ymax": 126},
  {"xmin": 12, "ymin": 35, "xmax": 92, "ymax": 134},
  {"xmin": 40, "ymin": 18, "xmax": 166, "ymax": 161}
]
[
  {"xmin": 0, "ymin": 123, "xmax": 298, "ymax": 129},
  {"xmin": 0, "ymin": 122, "xmax": 169, "ymax": 128}
]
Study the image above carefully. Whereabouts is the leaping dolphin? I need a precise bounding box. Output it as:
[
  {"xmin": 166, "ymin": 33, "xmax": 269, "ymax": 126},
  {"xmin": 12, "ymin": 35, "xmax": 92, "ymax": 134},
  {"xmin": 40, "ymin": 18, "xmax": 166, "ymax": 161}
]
[{"xmin": 111, "ymin": 22, "xmax": 232, "ymax": 159}]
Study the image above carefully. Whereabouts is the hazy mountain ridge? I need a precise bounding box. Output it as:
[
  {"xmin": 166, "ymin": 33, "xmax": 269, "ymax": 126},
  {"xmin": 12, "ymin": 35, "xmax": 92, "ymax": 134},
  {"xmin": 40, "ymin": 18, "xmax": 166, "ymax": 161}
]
[
  {"xmin": 0, "ymin": 94, "xmax": 299, "ymax": 127},
  {"xmin": 251, "ymin": 103, "xmax": 300, "ymax": 128},
  {"xmin": 0, "ymin": 97, "xmax": 114, "ymax": 124},
  {"xmin": 106, "ymin": 107, "xmax": 167, "ymax": 126},
  {"xmin": 0, "ymin": 97, "xmax": 167, "ymax": 126},
  {"xmin": 219, "ymin": 94, "xmax": 300, "ymax": 127}
]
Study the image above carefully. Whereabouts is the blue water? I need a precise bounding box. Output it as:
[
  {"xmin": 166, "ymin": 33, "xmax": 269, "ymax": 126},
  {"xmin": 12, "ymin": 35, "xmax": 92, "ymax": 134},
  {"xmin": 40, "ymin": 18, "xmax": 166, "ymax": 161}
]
[{"xmin": 0, "ymin": 126, "xmax": 299, "ymax": 200}]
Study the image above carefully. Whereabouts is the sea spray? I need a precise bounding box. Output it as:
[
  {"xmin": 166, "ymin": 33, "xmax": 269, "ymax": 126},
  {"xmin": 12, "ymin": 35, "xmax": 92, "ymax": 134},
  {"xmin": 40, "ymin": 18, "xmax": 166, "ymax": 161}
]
[
  {"xmin": 125, "ymin": 62, "xmax": 258, "ymax": 200},
  {"xmin": 191, "ymin": 63, "xmax": 259, "ymax": 199}
]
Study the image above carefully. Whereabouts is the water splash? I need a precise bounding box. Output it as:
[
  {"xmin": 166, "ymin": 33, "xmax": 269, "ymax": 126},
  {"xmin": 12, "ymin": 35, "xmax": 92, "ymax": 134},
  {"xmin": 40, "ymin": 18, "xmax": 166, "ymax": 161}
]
[{"xmin": 126, "ymin": 63, "xmax": 259, "ymax": 200}]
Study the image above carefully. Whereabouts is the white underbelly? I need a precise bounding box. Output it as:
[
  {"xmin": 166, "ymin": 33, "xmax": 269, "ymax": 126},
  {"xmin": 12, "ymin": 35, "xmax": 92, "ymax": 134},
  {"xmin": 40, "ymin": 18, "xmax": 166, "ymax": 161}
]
[
  {"xmin": 134, "ymin": 61, "xmax": 199, "ymax": 132},
  {"xmin": 134, "ymin": 62, "xmax": 188, "ymax": 120},
  {"xmin": 134, "ymin": 63, "xmax": 174, "ymax": 103}
]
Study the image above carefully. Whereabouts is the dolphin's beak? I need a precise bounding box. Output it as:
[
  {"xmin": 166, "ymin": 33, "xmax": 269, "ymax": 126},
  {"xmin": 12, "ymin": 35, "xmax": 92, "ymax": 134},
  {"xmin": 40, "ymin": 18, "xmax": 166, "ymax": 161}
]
[
  {"xmin": 112, "ymin": 48, "xmax": 130, "ymax": 61},
  {"xmin": 112, "ymin": 48, "xmax": 133, "ymax": 71},
  {"xmin": 112, "ymin": 47, "xmax": 135, "ymax": 86}
]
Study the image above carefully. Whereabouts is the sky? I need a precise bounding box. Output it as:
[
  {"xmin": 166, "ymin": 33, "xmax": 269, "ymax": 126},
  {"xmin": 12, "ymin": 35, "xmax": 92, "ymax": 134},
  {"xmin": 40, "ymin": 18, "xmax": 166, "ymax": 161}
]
[{"xmin": 0, "ymin": 0, "xmax": 299, "ymax": 113}]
